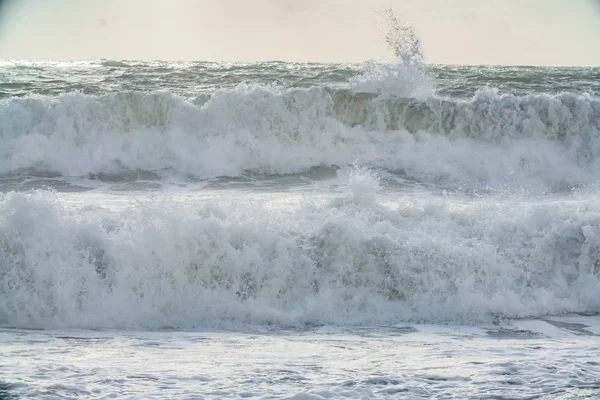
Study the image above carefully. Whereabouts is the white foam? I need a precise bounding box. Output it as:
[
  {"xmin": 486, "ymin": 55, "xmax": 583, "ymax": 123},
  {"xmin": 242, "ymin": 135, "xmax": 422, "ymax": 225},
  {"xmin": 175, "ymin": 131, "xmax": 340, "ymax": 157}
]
[
  {"xmin": 1, "ymin": 87, "xmax": 599, "ymax": 193},
  {"xmin": 1, "ymin": 173, "xmax": 599, "ymax": 329}
]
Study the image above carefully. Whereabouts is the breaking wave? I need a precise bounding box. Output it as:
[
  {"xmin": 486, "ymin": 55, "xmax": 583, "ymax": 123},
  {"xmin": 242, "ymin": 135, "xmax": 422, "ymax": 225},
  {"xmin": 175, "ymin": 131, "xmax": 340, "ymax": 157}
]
[
  {"xmin": 1, "ymin": 87, "xmax": 599, "ymax": 192},
  {"xmin": 1, "ymin": 170, "xmax": 599, "ymax": 329}
]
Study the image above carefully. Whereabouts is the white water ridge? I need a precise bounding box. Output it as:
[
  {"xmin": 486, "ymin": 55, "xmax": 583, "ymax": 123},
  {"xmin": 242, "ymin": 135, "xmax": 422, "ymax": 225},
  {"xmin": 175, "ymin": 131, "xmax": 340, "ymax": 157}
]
[
  {"xmin": 1, "ymin": 171, "xmax": 599, "ymax": 330},
  {"xmin": 1, "ymin": 87, "xmax": 600, "ymax": 193}
]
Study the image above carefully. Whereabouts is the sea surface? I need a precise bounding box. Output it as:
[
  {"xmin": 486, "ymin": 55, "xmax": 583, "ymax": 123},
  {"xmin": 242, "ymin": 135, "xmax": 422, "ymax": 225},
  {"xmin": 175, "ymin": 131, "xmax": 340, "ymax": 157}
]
[{"xmin": 1, "ymin": 59, "xmax": 600, "ymax": 399}]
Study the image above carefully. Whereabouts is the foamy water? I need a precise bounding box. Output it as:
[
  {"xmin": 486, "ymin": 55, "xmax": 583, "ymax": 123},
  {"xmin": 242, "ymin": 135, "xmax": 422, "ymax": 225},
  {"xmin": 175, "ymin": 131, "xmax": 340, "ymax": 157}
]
[
  {"xmin": 1, "ymin": 56, "xmax": 600, "ymax": 398},
  {"xmin": 2, "ymin": 318, "xmax": 600, "ymax": 399}
]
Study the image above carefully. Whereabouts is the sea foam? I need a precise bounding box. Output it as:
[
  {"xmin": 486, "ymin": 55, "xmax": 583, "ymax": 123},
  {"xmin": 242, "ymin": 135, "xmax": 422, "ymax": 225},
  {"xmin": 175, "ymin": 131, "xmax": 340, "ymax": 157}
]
[
  {"xmin": 1, "ymin": 174, "xmax": 599, "ymax": 329},
  {"xmin": 1, "ymin": 87, "xmax": 599, "ymax": 193}
]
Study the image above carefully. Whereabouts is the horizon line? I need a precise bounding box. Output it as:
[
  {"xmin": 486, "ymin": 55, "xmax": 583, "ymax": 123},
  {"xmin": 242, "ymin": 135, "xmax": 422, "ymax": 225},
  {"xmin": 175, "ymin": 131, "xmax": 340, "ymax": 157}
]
[{"xmin": 1, "ymin": 58, "xmax": 599, "ymax": 69}]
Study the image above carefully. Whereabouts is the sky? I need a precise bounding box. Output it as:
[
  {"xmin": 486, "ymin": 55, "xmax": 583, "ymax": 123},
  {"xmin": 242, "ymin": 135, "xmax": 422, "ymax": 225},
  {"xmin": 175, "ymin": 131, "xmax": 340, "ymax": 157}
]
[{"xmin": 0, "ymin": 0, "xmax": 599, "ymax": 66}]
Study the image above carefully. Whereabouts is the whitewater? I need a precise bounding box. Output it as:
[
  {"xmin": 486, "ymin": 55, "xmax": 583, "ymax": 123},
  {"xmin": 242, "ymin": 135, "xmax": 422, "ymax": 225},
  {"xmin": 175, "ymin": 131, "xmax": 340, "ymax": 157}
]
[{"xmin": 1, "ymin": 57, "xmax": 600, "ymax": 398}]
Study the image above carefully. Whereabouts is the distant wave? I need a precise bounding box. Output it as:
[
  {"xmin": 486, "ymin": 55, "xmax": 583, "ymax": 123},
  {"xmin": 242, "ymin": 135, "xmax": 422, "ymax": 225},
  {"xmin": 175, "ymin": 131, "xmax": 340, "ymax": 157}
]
[
  {"xmin": 1, "ymin": 87, "xmax": 599, "ymax": 191},
  {"xmin": 100, "ymin": 60, "xmax": 131, "ymax": 68}
]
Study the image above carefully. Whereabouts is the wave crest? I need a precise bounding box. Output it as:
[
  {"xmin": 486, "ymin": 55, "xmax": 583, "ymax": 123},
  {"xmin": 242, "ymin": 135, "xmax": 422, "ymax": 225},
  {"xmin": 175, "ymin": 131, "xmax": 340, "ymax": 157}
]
[
  {"xmin": 1, "ymin": 188, "xmax": 598, "ymax": 329},
  {"xmin": 1, "ymin": 87, "xmax": 599, "ymax": 190}
]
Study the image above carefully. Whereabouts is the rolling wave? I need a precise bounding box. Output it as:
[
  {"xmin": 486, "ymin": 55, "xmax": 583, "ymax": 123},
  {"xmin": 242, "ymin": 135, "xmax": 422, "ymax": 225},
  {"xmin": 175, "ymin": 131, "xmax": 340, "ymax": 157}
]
[
  {"xmin": 1, "ymin": 172, "xmax": 599, "ymax": 329},
  {"xmin": 1, "ymin": 86, "xmax": 599, "ymax": 191}
]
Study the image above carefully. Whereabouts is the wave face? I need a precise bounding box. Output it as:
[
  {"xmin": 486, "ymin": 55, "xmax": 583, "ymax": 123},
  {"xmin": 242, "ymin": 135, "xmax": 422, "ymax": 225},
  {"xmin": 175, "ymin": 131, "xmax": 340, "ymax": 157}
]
[
  {"xmin": 1, "ymin": 177, "xmax": 599, "ymax": 329},
  {"xmin": 1, "ymin": 87, "xmax": 599, "ymax": 192}
]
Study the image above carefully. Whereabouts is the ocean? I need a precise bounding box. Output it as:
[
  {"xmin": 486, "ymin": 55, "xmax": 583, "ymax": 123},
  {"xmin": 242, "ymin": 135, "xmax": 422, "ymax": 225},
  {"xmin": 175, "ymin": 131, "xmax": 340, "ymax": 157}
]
[{"xmin": 1, "ymin": 59, "xmax": 600, "ymax": 399}]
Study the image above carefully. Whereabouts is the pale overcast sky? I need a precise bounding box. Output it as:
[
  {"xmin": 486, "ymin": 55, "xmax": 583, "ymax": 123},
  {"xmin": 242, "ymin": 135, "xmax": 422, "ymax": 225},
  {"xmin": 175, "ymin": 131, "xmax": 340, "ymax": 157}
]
[{"xmin": 0, "ymin": 0, "xmax": 599, "ymax": 66}]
